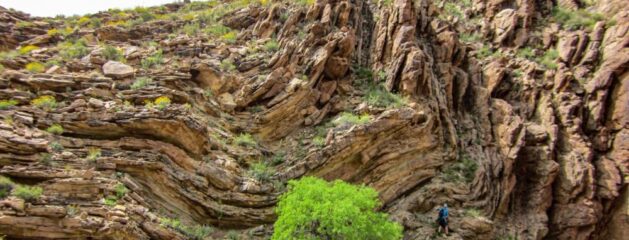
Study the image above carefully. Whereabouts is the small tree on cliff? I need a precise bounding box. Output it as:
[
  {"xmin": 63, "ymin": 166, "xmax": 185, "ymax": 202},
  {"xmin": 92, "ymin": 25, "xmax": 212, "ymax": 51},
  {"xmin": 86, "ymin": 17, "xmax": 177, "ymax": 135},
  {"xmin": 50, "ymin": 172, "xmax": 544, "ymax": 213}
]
[{"xmin": 272, "ymin": 176, "xmax": 403, "ymax": 240}]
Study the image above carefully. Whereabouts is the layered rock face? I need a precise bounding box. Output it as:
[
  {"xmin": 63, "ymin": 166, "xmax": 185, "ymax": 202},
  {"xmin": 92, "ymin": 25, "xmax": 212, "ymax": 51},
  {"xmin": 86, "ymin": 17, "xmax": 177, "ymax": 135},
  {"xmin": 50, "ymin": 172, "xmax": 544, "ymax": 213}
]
[{"xmin": 0, "ymin": 0, "xmax": 627, "ymax": 239}]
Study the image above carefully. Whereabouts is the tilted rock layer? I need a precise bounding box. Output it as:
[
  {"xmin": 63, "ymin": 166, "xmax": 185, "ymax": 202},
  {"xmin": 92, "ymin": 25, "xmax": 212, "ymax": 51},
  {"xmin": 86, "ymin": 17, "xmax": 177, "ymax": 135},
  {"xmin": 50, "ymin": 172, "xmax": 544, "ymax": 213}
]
[{"xmin": 0, "ymin": 0, "xmax": 627, "ymax": 239}]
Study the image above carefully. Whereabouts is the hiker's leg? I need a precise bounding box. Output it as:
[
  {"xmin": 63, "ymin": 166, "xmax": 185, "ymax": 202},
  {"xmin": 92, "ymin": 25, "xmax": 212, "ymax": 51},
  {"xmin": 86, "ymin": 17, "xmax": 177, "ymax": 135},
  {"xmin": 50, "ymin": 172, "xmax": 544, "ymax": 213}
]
[{"xmin": 445, "ymin": 225, "xmax": 449, "ymax": 234}]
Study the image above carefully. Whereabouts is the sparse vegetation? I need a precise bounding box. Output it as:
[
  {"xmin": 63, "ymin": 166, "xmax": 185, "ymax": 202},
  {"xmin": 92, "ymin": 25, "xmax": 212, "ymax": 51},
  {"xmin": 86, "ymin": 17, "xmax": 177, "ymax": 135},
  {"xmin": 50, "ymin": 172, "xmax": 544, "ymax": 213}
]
[
  {"xmin": 49, "ymin": 141, "xmax": 64, "ymax": 152},
  {"xmin": 516, "ymin": 47, "xmax": 535, "ymax": 60},
  {"xmin": 181, "ymin": 22, "xmax": 201, "ymax": 35},
  {"xmin": 312, "ymin": 136, "xmax": 326, "ymax": 148},
  {"xmin": 160, "ymin": 217, "xmax": 213, "ymax": 240},
  {"xmin": 130, "ymin": 77, "xmax": 153, "ymax": 90},
  {"xmin": 104, "ymin": 196, "xmax": 118, "ymax": 206},
  {"xmin": 333, "ymin": 112, "xmax": 372, "ymax": 126},
  {"xmin": 248, "ymin": 162, "xmax": 273, "ymax": 182},
  {"xmin": 459, "ymin": 32, "xmax": 482, "ymax": 43},
  {"xmin": 0, "ymin": 99, "xmax": 18, "ymax": 110},
  {"xmin": 12, "ymin": 185, "xmax": 43, "ymax": 201},
  {"xmin": 465, "ymin": 208, "xmax": 482, "ymax": 217},
  {"xmin": 46, "ymin": 124, "xmax": 64, "ymax": 135},
  {"xmin": 0, "ymin": 176, "xmax": 14, "ymax": 199},
  {"xmin": 25, "ymin": 62, "xmax": 45, "ymax": 73},
  {"xmin": 476, "ymin": 45, "xmax": 494, "ymax": 58},
  {"xmin": 39, "ymin": 153, "xmax": 53, "ymax": 166},
  {"xmin": 234, "ymin": 133, "xmax": 256, "ymax": 147},
  {"xmin": 220, "ymin": 59, "xmax": 236, "ymax": 72},
  {"xmin": 263, "ymin": 39, "xmax": 279, "ymax": 51},
  {"xmin": 31, "ymin": 95, "xmax": 58, "ymax": 110},
  {"xmin": 551, "ymin": 7, "xmax": 605, "ymax": 30},
  {"xmin": 86, "ymin": 147, "xmax": 101, "ymax": 162},
  {"xmin": 154, "ymin": 96, "xmax": 171, "ymax": 110},
  {"xmin": 221, "ymin": 31, "xmax": 238, "ymax": 43},
  {"xmin": 442, "ymin": 154, "xmax": 478, "ymax": 183},
  {"xmin": 114, "ymin": 183, "xmax": 128, "ymax": 198},
  {"xmin": 101, "ymin": 45, "xmax": 123, "ymax": 61},
  {"xmin": 141, "ymin": 50, "xmax": 163, "ymax": 69},
  {"xmin": 539, "ymin": 49, "xmax": 559, "ymax": 69},
  {"xmin": 58, "ymin": 38, "xmax": 90, "ymax": 60},
  {"xmin": 273, "ymin": 177, "xmax": 403, "ymax": 240},
  {"xmin": 19, "ymin": 45, "xmax": 39, "ymax": 55}
]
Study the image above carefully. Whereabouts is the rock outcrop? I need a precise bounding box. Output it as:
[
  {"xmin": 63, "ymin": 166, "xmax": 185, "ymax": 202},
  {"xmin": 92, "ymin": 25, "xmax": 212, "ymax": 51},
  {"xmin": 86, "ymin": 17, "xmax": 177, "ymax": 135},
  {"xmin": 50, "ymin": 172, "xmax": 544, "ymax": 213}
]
[{"xmin": 0, "ymin": 0, "xmax": 627, "ymax": 239}]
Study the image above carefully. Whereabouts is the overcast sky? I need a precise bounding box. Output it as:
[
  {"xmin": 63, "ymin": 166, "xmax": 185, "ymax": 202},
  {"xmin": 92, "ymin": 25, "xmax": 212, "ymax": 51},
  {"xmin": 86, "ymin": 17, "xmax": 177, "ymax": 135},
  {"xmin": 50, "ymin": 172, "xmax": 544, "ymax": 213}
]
[{"xmin": 1, "ymin": 0, "xmax": 189, "ymax": 17}]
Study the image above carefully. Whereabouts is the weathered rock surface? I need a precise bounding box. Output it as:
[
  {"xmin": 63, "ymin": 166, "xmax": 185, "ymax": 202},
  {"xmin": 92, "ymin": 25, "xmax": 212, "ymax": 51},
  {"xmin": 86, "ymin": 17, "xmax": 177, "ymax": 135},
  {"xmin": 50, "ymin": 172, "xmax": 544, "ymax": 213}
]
[{"xmin": 0, "ymin": 0, "xmax": 627, "ymax": 239}]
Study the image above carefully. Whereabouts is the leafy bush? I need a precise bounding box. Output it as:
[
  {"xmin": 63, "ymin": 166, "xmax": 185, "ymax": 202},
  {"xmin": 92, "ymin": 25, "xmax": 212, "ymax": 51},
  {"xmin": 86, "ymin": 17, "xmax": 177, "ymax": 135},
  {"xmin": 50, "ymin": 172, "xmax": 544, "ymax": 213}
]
[
  {"xmin": 59, "ymin": 39, "xmax": 89, "ymax": 60},
  {"xmin": 12, "ymin": 185, "xmax": 43, "ymax": 201},
  {"xmin": 234, "ymin": 133, "xmax": 256, "ymax": 147},
  {"xmin": 19, "ymin": 45, "xmax": 39, "ymax": 55},
  {"xmin": 0, "ymin": 99, "xmax": 18, "ymax": 110},
  {"xmin": 31, "ymin": 95, "xmax": 57, "ymax": 110},
  {"xmin": 102, "ymin": 45, "xmax": 123, "ymax": 61},
  {"xmin": 270, "ymin": 153, "xmax": 285, "ymax": 166},
  {"xmin": 248, "ymin": 162, "xmax": 273, "ymax": 182},
  {"xmin": 154, "ymin": 96, "xmax": 171, "ymax": 110},
  {"xmin": 131, "ymin": 77, "xmax": 153, "ymax": 90},
  {"xmin": 87, "ymin": 147, "xmax": 101, "ymax": 161},
  {"xmin": 333, "ymin": 112, "xmax": 371, "ymax": 126},
  {"xmin": 0, "ymin": 176, "xmax": 15, "ymax": 199},
  {"xmin": 141, "ymin": 50, "xmax": 164, "ymax": 69},
  {"xmin": 273, "ymin": 177, "xmax": 403, "ymax": 240},
  {"xmin": 363, "ymin": 84, "xmax": 406, "ymax": 108},
  {"xmin": 264, "ymin": 39, "xmax": 279, "ymax": 51},
  {"xmin": 25, "ymin": 62, "xmax": 45, "ymax": 73},
  {"xmin": 46, "ymin": 124, "xmax": 64, "ymax": 135},
  {"xmin": 160, "ymin": 217, "xmax": 213, "ymax": 240}
]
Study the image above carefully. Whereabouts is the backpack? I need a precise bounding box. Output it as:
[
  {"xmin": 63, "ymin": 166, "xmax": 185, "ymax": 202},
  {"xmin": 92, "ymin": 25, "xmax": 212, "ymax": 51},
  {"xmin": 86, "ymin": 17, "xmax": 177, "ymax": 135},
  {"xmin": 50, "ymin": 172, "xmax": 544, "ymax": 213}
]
[{"xmin": 438, "ymin": 207, "xmax": 449, "ymax": 219}]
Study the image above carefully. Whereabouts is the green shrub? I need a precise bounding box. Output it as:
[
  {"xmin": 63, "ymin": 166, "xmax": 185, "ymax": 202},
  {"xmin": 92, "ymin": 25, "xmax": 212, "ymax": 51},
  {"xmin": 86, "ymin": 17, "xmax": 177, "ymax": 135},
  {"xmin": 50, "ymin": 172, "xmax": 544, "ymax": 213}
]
[
  {"xmin": 224, "ymin": 231, "xmax": 240, "ymax": 240},
  {"xmin": 248, "ymin": 162, "xmax": 273, "ymax": 182},
  {"xmin": 273, "ymin": 177, "xmax": 403, "ymax": 240},
  {"xmin": 160, "ymin": 217, "xmax": 213, "ymax": 240},
  {"xmin": 539, "ymin": 49, "xmax": 559, "ymax": 69},
  {"xmin": 131, "ymin": 77, "xmax": 153, "ymax": 90},
  {"xmin": 270, "ymin": 153, "xmax": 285, "ymax": 166},
  {"xmin": 141, "ymin": 50, "xmax": 164, "ymax": 69},
  {"xmin": 0, "ymin": 176, "xmax": 15, "ymax": 199},
  {"xmin": 551, "ymin": 7, "xmax": 605, "ymax": 30},
  {"xmin": 59, "ymin": 39, "xmax": 90, "ymax": 60},
  {"xmin": 516, "ymin": 47, "xmax": 535, "ymax": 60},
  {"xmin": 234, "ymin": 133, "xmax": 256, "ymax": 147},
  {"xmin": 476, "ymin": 45, "xmax": 493, "ymax": 58},
  {"xmin": 12, "ymin": 185, "xmax": 43, "ymax": 201},
  {"xmin": 220, "ymin": 59, "xmax": 236, "ymax": 72},
  {"xmin": 104, "ymin": 196, "xmax": 118, "ymax": 206},
  {"xmin": 333, "ymin": 112, "xmax": 371, "ymax": 126},
  {"xmin": 154, "ymin": 96, "xmax": 171, "ymax": 110},
  {"xmin": 442, "ymin": 154, "xmax": 478, "ymax": 183},
  {"xmin": 49, "ymin": 141, "xmax": 64, "ymax": 152},
  {"xmin": 87, "ymin": 147, "xmax": 101, "ymax": 161},
  {"xmin": 263, "ymin": 39, "xmax": 279, "ymax": 51},
  {"xmin": 114, "ymin": 183, "xmax": 128, "ymax": 198},
  {"xmin": 363, "ymin": 84, "xmax": 406, "ymax": 108},
  {"xmin": 31, "ymin": 95, "xmax": 57, "ymax": 110},
  {"xmin": 46, "ymin": 124, "xmax": 64, "ymax": 135},
  {"xmin": 19, "ymin": 45, "xmax": 39, "ymax": 55},
  {"xmin": 312, "ymin": 136, "xmax": 325, "ymax": 148},
  {"xmin": 0, "ymin": 50, "xmax": 19, "ymax": 61},
  {"xmin": 102, "ymin": 45, "xmax": 123, "ymax": 61},
  {"xmin": 39, "ymin": 153, "xmax": 53, "ymax": 166},
  {"xmin": 205, "ymin": 24, "xmax": 231, "ymax": 37},
  {"xmin": 181, "ymin": 22, "xmax": 201, "ymax": 36},
  {"xmin": 0, "ymin": 99, "xmax": 18, "ymax": 110},
  {"xmin": 221, "ymin": 31, "xmax": 238, "ymax": 43},
  {"xmin": 25, "ymin": 62, "xmax": 45, "ymax": 73},
  {"xmin": 459, "ymin": 32, "xmax": 481, "ymax": 43},
  {"xmin": 90, "ymin": 18, "xmax": 102, "ymax": 28}
]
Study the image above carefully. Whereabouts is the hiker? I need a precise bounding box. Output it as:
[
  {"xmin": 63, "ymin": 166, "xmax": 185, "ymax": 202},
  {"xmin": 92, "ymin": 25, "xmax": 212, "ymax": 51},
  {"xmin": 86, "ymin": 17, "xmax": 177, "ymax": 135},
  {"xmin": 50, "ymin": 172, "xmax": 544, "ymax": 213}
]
[{"xmin": 437, "ymin": 203, "xmax": 449, "ymax": 235}]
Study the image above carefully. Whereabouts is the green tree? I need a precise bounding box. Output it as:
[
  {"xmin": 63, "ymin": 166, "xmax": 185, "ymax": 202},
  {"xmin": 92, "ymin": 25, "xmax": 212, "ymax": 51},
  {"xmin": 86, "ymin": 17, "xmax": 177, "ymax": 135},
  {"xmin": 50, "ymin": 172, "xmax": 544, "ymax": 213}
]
[{"xmin": 272, "ymin": 177, "xmax": 403, "ymax": 240}]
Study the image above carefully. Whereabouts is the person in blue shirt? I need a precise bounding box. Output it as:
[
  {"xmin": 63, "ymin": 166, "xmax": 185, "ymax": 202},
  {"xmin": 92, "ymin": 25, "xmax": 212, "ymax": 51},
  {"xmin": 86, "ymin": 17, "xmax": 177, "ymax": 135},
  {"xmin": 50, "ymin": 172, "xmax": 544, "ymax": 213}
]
[{"xmin": 437, "ymin": 203, "xmax": 449, "ymax": 235}]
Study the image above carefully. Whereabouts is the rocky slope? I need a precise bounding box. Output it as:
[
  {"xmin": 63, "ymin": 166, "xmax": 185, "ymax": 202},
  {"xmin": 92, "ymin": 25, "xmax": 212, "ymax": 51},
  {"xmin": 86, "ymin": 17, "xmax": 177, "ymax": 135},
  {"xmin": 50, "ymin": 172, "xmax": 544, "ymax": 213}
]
[{"xmin": 0, "ymin": 0, "xmax": 626, "ymax": 239}]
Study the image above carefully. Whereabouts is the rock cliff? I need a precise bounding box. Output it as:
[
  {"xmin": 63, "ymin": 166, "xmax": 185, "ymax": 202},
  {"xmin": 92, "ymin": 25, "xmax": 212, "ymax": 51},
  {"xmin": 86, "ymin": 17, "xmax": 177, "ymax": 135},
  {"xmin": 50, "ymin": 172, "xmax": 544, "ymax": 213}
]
[{"xmin": 0, "ymin": 0, "xmax": 626, "ymax": 239}]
